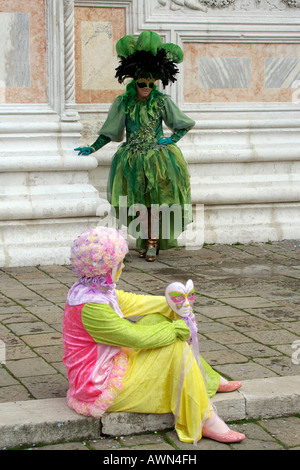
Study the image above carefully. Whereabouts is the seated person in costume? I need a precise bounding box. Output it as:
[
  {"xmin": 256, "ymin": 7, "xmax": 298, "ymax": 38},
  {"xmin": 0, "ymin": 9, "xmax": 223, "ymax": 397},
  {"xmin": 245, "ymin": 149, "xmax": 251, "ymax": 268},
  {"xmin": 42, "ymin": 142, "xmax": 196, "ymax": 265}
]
[
  {"xmin": 63, "ymin": 226, "xmax": 245, "ymax": 444},
  {"xmin": 75, "ymin": 31, "xmax": 195, "ymax": 262}
]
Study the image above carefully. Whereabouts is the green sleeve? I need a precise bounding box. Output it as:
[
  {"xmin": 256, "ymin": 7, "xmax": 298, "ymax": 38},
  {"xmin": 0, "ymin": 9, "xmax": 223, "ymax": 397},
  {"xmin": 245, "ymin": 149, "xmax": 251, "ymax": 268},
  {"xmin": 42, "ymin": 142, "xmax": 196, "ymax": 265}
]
[
  {"xmin": 81, "ymin": 302, "xmax": 190, "ymax": 349},
  {"xmin": 90, "ymin": 134, "xmax": 111, "ymax": 152},
  {"xmin": 170, "ymin": 128, "xmax": 189, "ymax": 143},
  {"xmin": 98, "ymin": 95, "xmax": 126, "ymax": 142},
  {"xmin": 115, "ymin": 289, "xmax": 177, "ymax": 321},
  {"xmin": 162, "ymin": 95, "xmax": 195, "ymax": 138}
]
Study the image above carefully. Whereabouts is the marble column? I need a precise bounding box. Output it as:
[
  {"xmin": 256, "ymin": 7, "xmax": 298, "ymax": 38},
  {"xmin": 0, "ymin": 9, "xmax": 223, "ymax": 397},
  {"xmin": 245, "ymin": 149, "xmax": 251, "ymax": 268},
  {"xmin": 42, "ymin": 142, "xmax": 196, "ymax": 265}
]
[{"xmin": 0, "ymin": 0, "xmax": 102, "ymax": 267}]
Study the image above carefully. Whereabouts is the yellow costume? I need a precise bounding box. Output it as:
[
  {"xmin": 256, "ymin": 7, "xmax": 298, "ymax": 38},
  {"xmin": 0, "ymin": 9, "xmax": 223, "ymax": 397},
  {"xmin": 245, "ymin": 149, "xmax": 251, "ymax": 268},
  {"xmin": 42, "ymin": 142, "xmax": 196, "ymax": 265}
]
[
  {"xmin": 88, "ymin": 290, "xmax": 213, "ymax": 443},
  {"xmin": 64, "ymin": 226, "xmax": 245, "ymax": 445}
]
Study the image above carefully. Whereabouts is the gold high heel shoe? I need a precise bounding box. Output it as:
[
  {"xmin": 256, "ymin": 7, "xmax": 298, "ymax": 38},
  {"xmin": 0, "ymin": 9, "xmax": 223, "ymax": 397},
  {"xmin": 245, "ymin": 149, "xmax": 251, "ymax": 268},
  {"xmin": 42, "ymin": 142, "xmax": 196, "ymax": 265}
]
[{"xmin": 146, "ymin": 239, "xmax": 160, "ymax": 262}]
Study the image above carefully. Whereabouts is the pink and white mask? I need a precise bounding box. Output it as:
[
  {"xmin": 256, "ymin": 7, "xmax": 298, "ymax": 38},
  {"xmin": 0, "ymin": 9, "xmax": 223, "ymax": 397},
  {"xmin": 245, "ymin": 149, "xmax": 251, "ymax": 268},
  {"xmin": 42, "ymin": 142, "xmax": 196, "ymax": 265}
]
[
  {"xmin": 165, "ymin": 279, "xmax": 195, "ymax": 317},
  {"xmin": 107, "ymin": 262, "xmax": 124, "ymax": 284}
]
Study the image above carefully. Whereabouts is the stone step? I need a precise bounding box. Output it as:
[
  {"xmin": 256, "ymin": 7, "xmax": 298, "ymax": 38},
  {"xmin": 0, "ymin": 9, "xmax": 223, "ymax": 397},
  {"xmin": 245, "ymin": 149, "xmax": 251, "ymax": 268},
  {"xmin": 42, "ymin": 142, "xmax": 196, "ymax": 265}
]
[{"xmin": 1, "ymin": 376, "xmax": 300, "ymax": 449}]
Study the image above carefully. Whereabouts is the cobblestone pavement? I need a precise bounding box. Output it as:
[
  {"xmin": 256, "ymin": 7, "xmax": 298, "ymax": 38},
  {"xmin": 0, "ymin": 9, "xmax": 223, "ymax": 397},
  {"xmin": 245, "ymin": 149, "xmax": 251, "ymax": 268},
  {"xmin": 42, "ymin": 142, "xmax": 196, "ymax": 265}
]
[{"xmin": 1, "ymin": 240, "xmax": 300, "ymax": 450}]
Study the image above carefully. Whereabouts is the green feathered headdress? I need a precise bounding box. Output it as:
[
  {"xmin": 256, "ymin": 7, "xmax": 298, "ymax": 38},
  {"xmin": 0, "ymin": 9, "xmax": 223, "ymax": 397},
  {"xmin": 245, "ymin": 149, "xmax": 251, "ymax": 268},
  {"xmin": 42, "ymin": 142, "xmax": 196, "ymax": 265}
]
[{"xmin": 115, "ymin": 31, "xmax": 183, "ymax": 87}]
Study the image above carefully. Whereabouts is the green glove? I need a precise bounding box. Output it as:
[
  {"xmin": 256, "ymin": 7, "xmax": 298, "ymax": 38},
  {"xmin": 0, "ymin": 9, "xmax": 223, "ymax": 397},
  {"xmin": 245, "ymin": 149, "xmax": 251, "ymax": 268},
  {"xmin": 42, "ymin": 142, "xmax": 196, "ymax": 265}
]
[
  {"xmin": 158, "ymin": 136, "xmax": 173, "ymax": 145},
  {"xmin": 74, "ymin": 135, "xmax": 111, "ymax": 156},
  {"xmin": 74, "ymin": 146, "xmax": 94, "ymax": 156},
  {"xmin": 174, "ymin": 320, "xmax": 191, "ymax": 342},
  {"xmin": 91, "ymin": 134, "xmax": 111, "ymax": 152},
  {"xmin": 170, "ymin": 128, "xmax": 188, "ymax": 143}
]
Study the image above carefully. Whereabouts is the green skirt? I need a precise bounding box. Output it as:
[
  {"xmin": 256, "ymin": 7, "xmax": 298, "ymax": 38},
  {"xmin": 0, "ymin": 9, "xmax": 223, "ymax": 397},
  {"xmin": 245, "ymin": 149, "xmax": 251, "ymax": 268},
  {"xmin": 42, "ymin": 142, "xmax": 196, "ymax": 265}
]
[{"xmin": 107, "ymin": 142, "xmax": 193, "ymax": 250}]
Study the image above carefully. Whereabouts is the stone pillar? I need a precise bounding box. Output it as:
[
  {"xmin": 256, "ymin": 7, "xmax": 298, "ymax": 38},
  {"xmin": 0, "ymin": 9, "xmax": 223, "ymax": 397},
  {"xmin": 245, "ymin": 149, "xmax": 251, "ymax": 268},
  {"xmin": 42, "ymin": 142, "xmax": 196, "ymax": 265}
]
[{"xmin": 0, "ymin": 0, "xmax": 103, "ymax": 267}]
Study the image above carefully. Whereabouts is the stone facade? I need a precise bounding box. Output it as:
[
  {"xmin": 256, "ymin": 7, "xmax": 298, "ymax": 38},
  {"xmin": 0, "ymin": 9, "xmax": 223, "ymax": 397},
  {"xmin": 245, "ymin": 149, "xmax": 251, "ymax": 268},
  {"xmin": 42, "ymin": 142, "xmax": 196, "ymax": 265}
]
[{"xmin": 0, "ymin": 0, "xmax": 300, "ymax": 266}]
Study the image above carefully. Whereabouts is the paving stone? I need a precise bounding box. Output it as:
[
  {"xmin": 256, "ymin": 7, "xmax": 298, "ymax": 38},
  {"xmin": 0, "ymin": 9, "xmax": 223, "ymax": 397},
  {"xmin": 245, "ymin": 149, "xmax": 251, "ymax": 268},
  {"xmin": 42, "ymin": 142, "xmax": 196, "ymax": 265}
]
[
  {"xmin": 199, "ymin": 348, "xmax": 248, "ymax": 366},
  {"xmin": 34, "ymin": 345, "xmax": 64, "ymax": 363},
  {"xmin": 231, "ymin": 342, "xmax": 282, "ymax": 359},
  {"xmin": 88, "ymin": 437, "xmax": 122, "ymax": 450},
  {"xmin": 196, "ymin": 297, "xmax": 227, "ymax": 307},
  {"xmin": 20, "ymin": 332, "xmax": 62, "ymax": 347},
  {"xmin": 216, "ymin": 361, "xmax": 278, "ymax": 380},
  {"xmin": 29, "ymin": 306, "xmax": 64, "ymax": 326},
  {"xmin": 5, "ymin": 358, "xmax": 57, "ymax": 378},
  {"xmin": 118, "ymin": 443, "xmax": 175, "ymax": 450},
  {"xmin": 230, "ymin": 437, "xmax": 283, "ymax": 450},
  {"xmin": 21, "ymin": 374, "xmax": 68, "ymax": 399},
  {"xmin": 198, "ymin": 339, "xmax": 228, "ymax": 352},
  {"xmin": 7, "ymin": 322, "xmax": 56, "ymax": 336},
  {"xmin": 204, "ymin": 330, "xmax": 254, "ymax": 345},
  {"xmin": 197, "ymin": 305, "xmax": 248, "ymax": 319},
  {"xmin": 30, "ymin": 285, "xmax": 69, "ymax": 302},
  {"xmin": 0, "ymin": 324, "xmax": 23, "ymax": 346},
  {"xmin": 218, "ymin": 296, "xmax": 280, "ymax": 309},
  {"xmin": 245, "ymin": 329, "xmax": 300, "ymax": 345},
  {"xmin": 259, "ymin": 416, "xmax": 300, "ymax": 448},
  {"xmin": 0, "ymin": 385, "xmax": 32, "ymax": 403},
  {"xmin": 0, "ymin": 313, "xmax": 40, "ymax": 324},
  {"xmin": 165, "ymin": 430, "xmax": 231, "ymax": 451},
  {"xmin": 31, "ymin": 441, "xmax": 90, "ymax": 450},
  {"xmin": 196, "ymin": 321, "xmax": 232, "ymax": 334},
  {"xmin": 118, "ymin": 433, "xmax": 165, "ymax": 447},
  {"xmin": 245, "ymin": 306, "xmax": 300, "ymax": 322},
  {"xmin": 51, "ymin": 361, "xmax": 67, "ymax": 377},
  {"xmin": 0, "ymin": 367, "xmax": 19, "ymax": 386},
  {"xmin": 278, "ymin": 321, "xmax": 300, "ymax": 335},
  {"xmin": 219, "ymin": 315, "xmax": 279, "ymax": 332},
  {"xmin": 5, "ymin": 345, "xmax": 37, "ymax": 361},
  {"xmin": 0, "ymin": 306, "xmax": 28, "ymax": 314},
  {"xmin": 254, "ymin": 356, "xmax": 300, "ymax": 376}
]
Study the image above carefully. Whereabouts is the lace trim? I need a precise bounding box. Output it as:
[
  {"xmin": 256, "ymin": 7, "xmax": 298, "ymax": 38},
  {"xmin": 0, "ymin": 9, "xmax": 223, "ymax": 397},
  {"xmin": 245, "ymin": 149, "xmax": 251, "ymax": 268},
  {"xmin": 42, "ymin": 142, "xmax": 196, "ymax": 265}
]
[{"xmin": 67, "ymin": 351, "xmax": 129, "ymax": 418}]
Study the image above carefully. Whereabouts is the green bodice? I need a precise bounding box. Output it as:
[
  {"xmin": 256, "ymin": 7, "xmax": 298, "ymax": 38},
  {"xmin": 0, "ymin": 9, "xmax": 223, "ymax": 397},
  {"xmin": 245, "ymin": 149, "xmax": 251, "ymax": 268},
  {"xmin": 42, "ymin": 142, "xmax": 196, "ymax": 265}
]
[
  {"xmin": 91, "ymin": 93, "xmax": 195, "ymax": 152},
  {"xmin": 125, "ymin": 97, "xmax": 165, "ymax": 152}
]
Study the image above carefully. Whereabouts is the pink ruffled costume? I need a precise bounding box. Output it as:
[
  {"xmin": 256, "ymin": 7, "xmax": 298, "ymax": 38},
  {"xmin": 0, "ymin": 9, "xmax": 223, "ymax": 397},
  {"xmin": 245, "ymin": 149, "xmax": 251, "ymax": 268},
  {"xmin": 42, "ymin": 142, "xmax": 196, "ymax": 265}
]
[{"xmin": 63, "ymin": 277, "xmax": 129, "ymax": 417}]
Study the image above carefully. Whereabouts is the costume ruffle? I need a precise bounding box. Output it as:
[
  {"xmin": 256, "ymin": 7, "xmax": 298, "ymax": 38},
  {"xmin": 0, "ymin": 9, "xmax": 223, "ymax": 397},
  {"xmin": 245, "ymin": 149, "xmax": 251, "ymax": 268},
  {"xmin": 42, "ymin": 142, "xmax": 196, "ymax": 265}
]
[{"xmin": 66, "ymin": 350, "xmax": 129, "ymax": 418}]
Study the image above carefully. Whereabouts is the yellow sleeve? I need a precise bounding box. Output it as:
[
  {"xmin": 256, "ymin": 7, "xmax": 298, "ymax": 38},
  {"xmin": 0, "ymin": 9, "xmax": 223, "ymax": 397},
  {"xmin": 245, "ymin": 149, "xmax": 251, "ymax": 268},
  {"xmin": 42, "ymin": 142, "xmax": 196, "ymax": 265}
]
[
  {"xmin": 116, "ymin": 289, "xmax": 177, "ymax": 321},
  {"xmin": 81, "ymin": 302, "xmax": 190, "ymax": 349}
]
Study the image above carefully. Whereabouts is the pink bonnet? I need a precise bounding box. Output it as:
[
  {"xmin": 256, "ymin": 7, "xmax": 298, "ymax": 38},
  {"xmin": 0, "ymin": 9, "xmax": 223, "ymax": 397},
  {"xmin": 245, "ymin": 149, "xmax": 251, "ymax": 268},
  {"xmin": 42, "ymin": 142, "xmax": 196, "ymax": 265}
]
[{"xmin": 70, "ymin": 226, "xmax": 128, "ymax": 278}]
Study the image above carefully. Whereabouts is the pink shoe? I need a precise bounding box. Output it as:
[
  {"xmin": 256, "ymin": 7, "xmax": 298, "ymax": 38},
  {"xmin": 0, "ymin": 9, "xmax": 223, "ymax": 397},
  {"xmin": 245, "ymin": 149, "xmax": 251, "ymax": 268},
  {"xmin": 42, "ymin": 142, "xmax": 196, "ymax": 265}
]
[
  {"xmin": 202, "ymin": 427, "xmax": 246, "ymax": 443},
  {"xmin": 217, "ymin": 381, "xmax": 242, "ymax": 393}
]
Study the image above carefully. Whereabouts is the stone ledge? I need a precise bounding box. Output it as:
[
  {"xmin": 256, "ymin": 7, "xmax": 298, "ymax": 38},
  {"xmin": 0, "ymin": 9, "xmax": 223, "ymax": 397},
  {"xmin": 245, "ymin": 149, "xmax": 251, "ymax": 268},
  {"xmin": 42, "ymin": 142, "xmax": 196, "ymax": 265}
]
[
  {"xmin": 239, "ymin": 375, "xmax": 300, "ymax": 419},
  {"xmin": 0, "ymin": 398, "xmax": 100, "ymax": 449},
  {"xmin": 1, "ymin": 376, "xmax": 299, "ymax": 449}
]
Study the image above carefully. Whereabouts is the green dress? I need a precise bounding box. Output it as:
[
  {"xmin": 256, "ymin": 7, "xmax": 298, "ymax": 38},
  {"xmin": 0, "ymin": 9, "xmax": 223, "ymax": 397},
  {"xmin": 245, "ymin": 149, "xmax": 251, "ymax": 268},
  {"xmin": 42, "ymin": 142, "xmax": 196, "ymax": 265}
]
[{"xmin": 94, "ymin": 89, "xmax": 195, "ymax": 250}]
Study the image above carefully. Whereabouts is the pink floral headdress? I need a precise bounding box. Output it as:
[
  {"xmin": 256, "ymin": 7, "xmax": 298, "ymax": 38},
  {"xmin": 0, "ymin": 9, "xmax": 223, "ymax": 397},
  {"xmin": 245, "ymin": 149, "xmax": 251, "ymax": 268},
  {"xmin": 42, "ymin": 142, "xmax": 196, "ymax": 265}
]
[{"xmin": 70, "ymin": 226, "xmax": 128, "ymax": 279}]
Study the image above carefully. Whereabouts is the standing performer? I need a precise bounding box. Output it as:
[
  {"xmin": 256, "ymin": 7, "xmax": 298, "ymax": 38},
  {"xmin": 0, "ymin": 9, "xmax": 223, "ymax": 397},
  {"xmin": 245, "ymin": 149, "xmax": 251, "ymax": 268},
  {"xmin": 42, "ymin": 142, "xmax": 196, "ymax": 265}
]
[
  {"xmin": 75, "ymin": 31, "xmax": 194, "ymax": 261},
  {"xmin": 63, "ymin": 226, "xmax": 246, "ymax": 445}
]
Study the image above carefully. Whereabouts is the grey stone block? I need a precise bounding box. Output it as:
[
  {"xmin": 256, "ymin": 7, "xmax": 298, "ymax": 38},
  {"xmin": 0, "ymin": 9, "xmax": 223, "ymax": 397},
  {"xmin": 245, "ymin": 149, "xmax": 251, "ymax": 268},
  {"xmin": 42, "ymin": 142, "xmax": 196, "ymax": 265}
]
[
  {"xmin": 240, "ymin": 375, "xmax": 300, "ymax": 419},
  {"xmin": 101, "ymin": 412, "xmax": 175, "ymax": 437},
  {"xmin": 0, "ymin": 398, "xmax": 100, "ymax": 448}
]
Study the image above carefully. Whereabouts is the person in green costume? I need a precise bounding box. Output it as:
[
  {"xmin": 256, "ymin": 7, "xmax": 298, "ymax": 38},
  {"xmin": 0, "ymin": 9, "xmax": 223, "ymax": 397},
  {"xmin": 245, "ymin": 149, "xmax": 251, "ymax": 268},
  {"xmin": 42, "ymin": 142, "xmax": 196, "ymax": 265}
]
[{"xmin": 75, "ymin": 31, "xmax": 194, "ymax": 261}]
